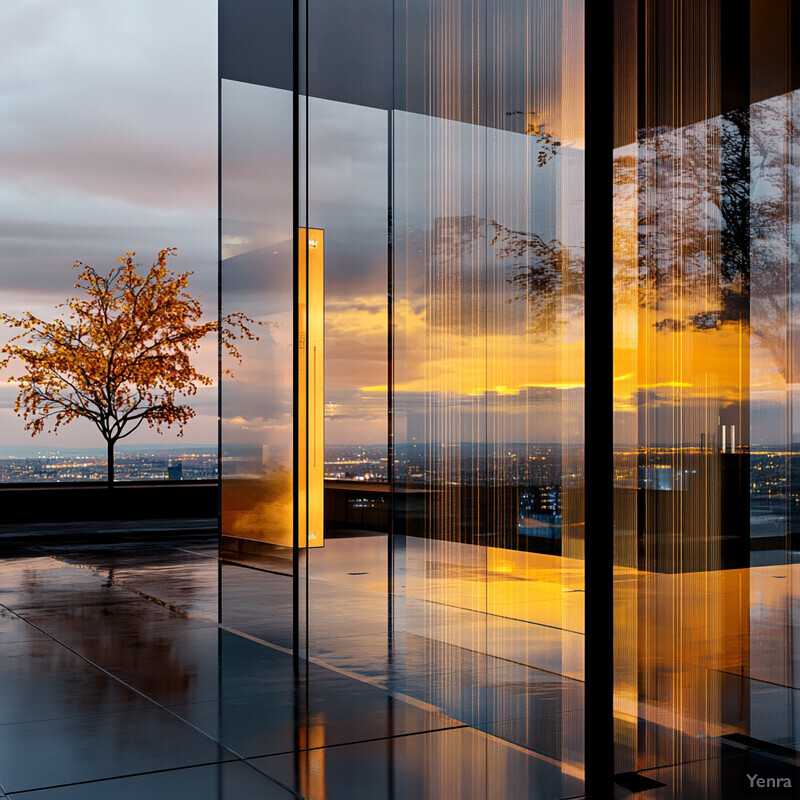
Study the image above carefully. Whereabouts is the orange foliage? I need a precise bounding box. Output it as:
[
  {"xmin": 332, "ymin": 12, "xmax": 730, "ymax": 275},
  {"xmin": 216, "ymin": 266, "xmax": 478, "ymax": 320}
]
[{"xmin": 0, "ymin": 248, "xmax": 259, "ymax": 447}]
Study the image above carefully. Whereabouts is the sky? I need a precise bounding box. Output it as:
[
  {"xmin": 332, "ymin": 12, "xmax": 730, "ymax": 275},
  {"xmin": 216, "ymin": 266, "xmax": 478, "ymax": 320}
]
[
  {"xmin": 1, "ymin": 2, "xmax": 793, "ymax": 455},
  {"xmin": 0, "ymin": 0, "xmax": 218, "ymax": 446},
  {"xmin": 0, "ymin": 6, "xmax": 584, "ymax": 454}
]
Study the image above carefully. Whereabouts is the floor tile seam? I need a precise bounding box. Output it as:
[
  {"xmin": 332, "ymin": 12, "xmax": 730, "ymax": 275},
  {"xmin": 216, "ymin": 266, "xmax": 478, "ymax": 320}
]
[
  {"xmin": 713, "ymin": 666, "xmax": 800, "ymax": 692},
  {"xmin": 2, "ymin": 757, "xmax": 242, "ymax": 796},
  {"xmin": 0, "ymin": 701, "xmax": 159, "ymax": 729},
  {"xmin": 242, "ymin": 723, "xmax": 471, "ymax": 761},
  {"xmin": 243, "ymin": 720, "xmax": 574, "ymax": 777},
  {"xmin": 174, "ymin": 547, "xmax": 219, "ymax": 560},
  {"xmin": 369, "ymin": 592, "xmax": 588, "ymax": 637},
  {"xmin": 3, "ymin": 613, "xmax": 306, "ymax": 800},
  {"xmin": 461, "ymin": 724, "xmax": 583, "ymax": 770},
  {"xmin": 382, "ymin": 674, "xmax": 583, "ymax": 690},
  {"xmin": 160, "ymin": 692, "xmax": 557, "ymax": 718},
  {"xmin": 45, "ymin": 555, "xmax": 195, "ymax": 619},
  {"xmin": 0, "ymin": 604, "xmax": 204, "ymax": 715},
  {"xmin": 310, "ymin": 628, "xmax": 585, "ymax": 684},
  {"xmin": 0, "ymin": 605, "xmax": 50, "ymax": 631},
  {"xmin": 381, "ymin": 668, "xmax": 585, "ymax": 684},
  {"xmin": 4, "ymin": 588, "xmax": 218, "ymax": 627},
  {"xmin": 449, "ymin": 710, "xmax": 585, "ymax": 730},
  {"xmin": 220, "ymin": 625, "xmax": 460, "ymax": 720},
  {"xmin": 632, "ymin": 743, "xmax": 798, "ymax": 777},
  {"xmin": 333, "ymin": 650, "xmax": 584, "ymax": 687},
  {"xmin": 220, "ymin": 559, "xmax": 293, "ymax": 578},
  {"xmin": 220, "ymin": 623, "xmax": 584, "ymax": 728},
  {"xmin": 0, "ymin": 602, "xmax": 177, "ymax": 723}
]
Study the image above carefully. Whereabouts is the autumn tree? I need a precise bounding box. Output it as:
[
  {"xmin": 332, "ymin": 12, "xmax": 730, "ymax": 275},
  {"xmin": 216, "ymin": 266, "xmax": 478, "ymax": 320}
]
[{"xmin": 0, "ymin": 248, "xmax": 257, "ymax": 487}]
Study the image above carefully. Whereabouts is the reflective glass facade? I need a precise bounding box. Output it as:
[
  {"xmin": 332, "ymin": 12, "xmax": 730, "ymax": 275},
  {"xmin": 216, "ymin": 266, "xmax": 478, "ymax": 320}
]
[{"xmin": 220, "ymin": 1, "xmax": 800, "ymax": 797}]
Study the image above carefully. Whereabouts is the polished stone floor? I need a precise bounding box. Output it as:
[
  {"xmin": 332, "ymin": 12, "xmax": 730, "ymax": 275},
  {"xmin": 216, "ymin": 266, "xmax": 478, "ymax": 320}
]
[
  {"xmin": 1, "ymin": 523, "xmax": 798, "ymax": 799},
  {"xmin": 0, "ymin": 523, "xmax": 584, "ymax": 800}
]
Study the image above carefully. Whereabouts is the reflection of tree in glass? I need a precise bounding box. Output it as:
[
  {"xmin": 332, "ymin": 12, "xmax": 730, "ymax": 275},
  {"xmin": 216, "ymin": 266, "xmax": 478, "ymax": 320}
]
[
  {"xmin": 492, "ymin": 105, "xmax": 754, "ymax": 344},
  {"xmin": 503, "ymin": 110, "xmax": 561, "ymax": 167},
  {"xmin": 0, "ymin": 249, "xmax": 261, "ymax": 487},
  {"xmin": 491, "ymin": 220, "xmax": 583, "ymax": 337},
  {"xmin": 719, "ymin": 107, "xmax": 750, "ymax": 289},
  {"xmin": 633, "ymin": 108, "xmax": 750, "ymax": 332},
  {"xmin": 745, "ymin": 97, "xmax": 799, "ymax": 381},
  {"xmin": 630, "ymin": 98, "xmax": 798, "ymax": 379}
]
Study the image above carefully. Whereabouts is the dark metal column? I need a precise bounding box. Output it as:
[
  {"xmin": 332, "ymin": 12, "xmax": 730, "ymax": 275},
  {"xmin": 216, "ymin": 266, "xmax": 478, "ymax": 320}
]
[{"xmin": 584, "ymin": 0, "xmax": 615, "ymax": 795}]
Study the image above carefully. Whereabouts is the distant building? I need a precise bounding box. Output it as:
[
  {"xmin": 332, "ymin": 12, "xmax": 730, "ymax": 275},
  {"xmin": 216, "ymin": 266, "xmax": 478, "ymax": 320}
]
[{"xmin": 167, "ymin": 460, "xmax": 183, "ymax": 481}]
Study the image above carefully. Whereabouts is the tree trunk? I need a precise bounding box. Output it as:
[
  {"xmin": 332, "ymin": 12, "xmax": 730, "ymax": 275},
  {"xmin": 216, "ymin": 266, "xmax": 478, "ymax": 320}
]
[{"xmin": 107, "ymin": 439, "xmax": 115, "ymax": 489}]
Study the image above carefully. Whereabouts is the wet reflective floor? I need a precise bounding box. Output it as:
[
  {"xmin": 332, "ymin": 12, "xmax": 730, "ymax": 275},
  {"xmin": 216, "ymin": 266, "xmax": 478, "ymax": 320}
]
[
  {"xmin": 2, "ymin": 525, "xmax": 797, "ymax": 799},
  {"xmin": 0, "ymin": 525, "xmax": 583, "ymax": 800}
]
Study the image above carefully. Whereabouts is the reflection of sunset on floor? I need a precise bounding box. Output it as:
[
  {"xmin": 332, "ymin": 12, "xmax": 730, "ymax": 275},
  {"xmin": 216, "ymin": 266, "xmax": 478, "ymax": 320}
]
[
  {"xmin": 749, "ymin": 562, "xmax": 800, "ymax": 690},
  {"xmin": 286, "ymin": 528, "xmax": 800, "ymax": 778},
  {"xmin": 611, "ymin": 557, "xmax": 800, "ymax": 772}
]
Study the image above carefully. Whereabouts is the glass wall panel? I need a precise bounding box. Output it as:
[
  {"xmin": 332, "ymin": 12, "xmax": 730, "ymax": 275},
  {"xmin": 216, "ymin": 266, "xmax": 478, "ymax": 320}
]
[
  {"xmin": 217, "ymin": 0, "xmax": 800, "ymax": 795},
  {"xmin": 392, "ymin": 0, "xmax": 585, "ymax": 778},
  {"xmin": 303, "ymin": 96, "xmax": 391, "ymax": 669},
  {"xmin": 612, "ymin": 0, "xmax": 750, "ymax": 774},
  {"xmin": 746, "ymin": 85, "xmax": 800, "ymax": 751},
  {"xmin": 612, "ymin": 0, "xmax": 800, "ymax": 785},
  {"xmin": 220, "ymin": 79, "xmax": 296, "ymax": 647},
  {"xmin": 745, "ymin": 6, "xmax": 800, "ymax": 750}
]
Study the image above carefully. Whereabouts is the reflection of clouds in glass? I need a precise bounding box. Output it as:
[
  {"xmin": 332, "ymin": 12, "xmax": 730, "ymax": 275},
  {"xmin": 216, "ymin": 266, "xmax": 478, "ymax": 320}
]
[
  {"xmin": 325, "ymin": 295, "xmax": 387, "ymax": 378},
  {"xmin": 221, "ymin": 80, "xmax": 295, "ymax": 475},
  {"xmin": 222, "ymin": 378, "xmax": 292, "ymax": 423},
  {"xmin": 308, "ymin": 97, "xmax": 388, "ymax": 294},
  {"xmin": 306, "ymin": 99, "xmax": 389, "ymax": 448},
  {"xmin": 224, "ymin": 96, "xmax": 391, "ymax": 450},
  {"xmin": 396, "ymin": 112, "xmax": 583, "ymax": 244},
  {"xmin": 224, "ymin": 416, "xmax": 292, "ymax": 433},
  {"xmin": 394, "ymin": 294, "xmax": 582, "ymax": 397},
  {"xmin": 324, "ymin": 292, "xmax": 388, "ymax": 444},
  {"xmin": 222, "ymin": 82, "xmax": 292, "ymax": 232},
  {"xmin": 395, "ymin": 387, "xmax": 583, "ymax": 445}
]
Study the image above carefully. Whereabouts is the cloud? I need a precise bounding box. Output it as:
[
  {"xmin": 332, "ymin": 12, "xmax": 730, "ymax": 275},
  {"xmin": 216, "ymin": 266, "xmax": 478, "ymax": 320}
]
[
  {"xmin": 0, "ymin": 1, "xmax": 216, "ymax": 204},
  {"xmin": 0, "ymin": 0, "xmax": 217, "ymax": 297}
]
